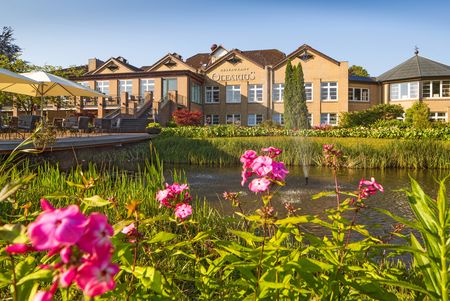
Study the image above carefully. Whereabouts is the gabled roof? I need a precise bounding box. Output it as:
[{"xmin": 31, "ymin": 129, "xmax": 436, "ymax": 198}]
[
  {"xmin": 377, "ymin": 55, "xmax": 450, "ymax": 82},
  {"xmin": 274, "ymin": 44, "xmax": 341, "ymax": 69},
  {"xmin": 185, "ymin": 53, "xmax": 210, "ymax": 69},
  {"xmin": 349, "ymin": 75, "xmax": 378, "ymax": 83},
  {"xmin": 242, "ymin": 49, "xmax": 286, "ymax": 67},
  {"xmin": 145, "ymin": 53, "xmax": 196, "ymax": 72},
  {"xmin": 89, "ymin": 57, "xmax": 141, "ymax": 75}
]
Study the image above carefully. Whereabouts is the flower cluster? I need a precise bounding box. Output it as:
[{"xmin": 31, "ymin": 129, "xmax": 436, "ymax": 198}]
[
  {"xmin": 358, "ymin": 177, "xmax": 384, "ymax": 200},
  {"xmin": 323, "ymin": 144, "xmax": 343, "ymax": 168},
  {"xmin": 240, "ymin": 147, "xmax": 289, "ymax": 193},
  {"xmin": 156, "ymin": 183, "xmax": 193, "ymax": 220},
  {"xmin": 7, "ymin": 199, "xmax": 118, "ymax": 300}
]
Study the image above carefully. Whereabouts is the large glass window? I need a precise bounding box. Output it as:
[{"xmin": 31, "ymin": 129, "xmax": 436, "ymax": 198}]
[
  {"xmin": 163, "ymin": 78, "xmax": 177, "ymax": 99},
  {"xmin": 321, "ymin": 82, "xmax": 338, "ymax": 101},
  {"xmin": 423, "ymin": 81, "xmax": 450, "ymax": 98},
  {"xmin": 248, "ymin": 114, "xmax": 263, "ymax": 126},
  {"xmin": 226, "ymin": 85, "xmax": 241, "ymax": 103},
  {"xmin": 348, "ymin": 87, "xmax": 370, "ymax": 102},
  {"xmin": 191, "ymin": 84, "xmax": 201, "ymax": 104},
  {"xmin": 96, "ymin": 81, "xmax": 109, "ymax": 95},
  {"xmin": 320, "ymin": 113, "xmax": 337, "ymax": 126},
  {"xmin": 205, "ymin": 86, "xmax": 220, "ymax": 103},
  {"xmin": 226, "ymin": 114, "xmax": 241, "ymax": 125},
  {"xmin": 119, "ymin": 80, "xmax": 133, "ymax": 99},
  {"xmin": 390, "ymin": 82, "xmax": 419, "ymax": 100},
  {"xmin": 272, "ymin": 113, "xmax": 284, "ymax": 125},
  {"xmin": 429, "ymin": 112, "xmax": 447, "ymax": 122},
  {"xmin": 140, "ymin": 79, "xmax": 154, "ymax": 98},
  {"xmin": 305, "ymin": 83, "xmax": 313, "ymax": 101},
  {"xmin": 248, "ymin": 84, "xmax": 263, "ymax": 102},
  {"xmin": 272, "ymin": 83, "xmax": 284, "ymax": 102},
  {"xmin": 205, "ymin": 114, "xmax": 220, "ymax": 125}
]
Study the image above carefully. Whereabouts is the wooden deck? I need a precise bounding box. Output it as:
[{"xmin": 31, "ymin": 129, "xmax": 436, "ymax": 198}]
[{"xmin": 0, "ymin": 133, "xmax": 154, "ymax": 154}]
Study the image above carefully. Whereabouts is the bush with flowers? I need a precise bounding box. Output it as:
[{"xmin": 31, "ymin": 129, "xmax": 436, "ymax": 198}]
[{"xmin": 0, "ymin": 143, "xmax": 448, "ymax": 300}]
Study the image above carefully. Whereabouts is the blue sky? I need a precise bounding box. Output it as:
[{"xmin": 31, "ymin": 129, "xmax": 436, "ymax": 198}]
[{"xmin": 3, "ymin": 0, "xmax": 450, "ymax": 76}]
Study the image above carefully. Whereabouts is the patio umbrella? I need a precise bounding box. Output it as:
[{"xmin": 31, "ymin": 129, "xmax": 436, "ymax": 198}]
[
  {"xmin": 0, "ymin": 67, "xmax": 39, "ymax": 87},
  {"xmin": 0, "ymin": 71, "xmax": 104, "ymax": 119}
]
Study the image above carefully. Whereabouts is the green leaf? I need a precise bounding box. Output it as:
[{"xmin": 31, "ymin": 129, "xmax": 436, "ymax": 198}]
[
  {"xmin": 0, "ymin": 224, "xmax": 27, "ymax": 243},
  {"xmin": 275, "ymin": 215, "xmax": 315, "ymax": 225},
  {"xmin": 312, "ymin": 191, "xmax": 336, "ymax": 200},
  {"xmin": 82, "ymin": 195, "xmax": 110, "ymax": 207},
  {"xmin": 0, "ymin": 174, "xmax": 36, "ymax": 202},
  {"xmin": 65, "ymin": 180, "xmax": 85, "ymax": 190},
  {"xmin": 146, "ymin": 232, "xmax": 178, "ymax": 244},
  {"xmin": 229, "ymin": 230, "xmax": 264, "ymax": 246},
  {"xmin": 16, "ymin": 269, "xmax": 52, "ymax": 285}
]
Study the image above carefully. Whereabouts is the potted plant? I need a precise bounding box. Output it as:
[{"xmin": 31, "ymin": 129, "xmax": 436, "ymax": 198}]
[{"xmin": 146, "ymin": 122, "xmax": 161, "ymax": 134}]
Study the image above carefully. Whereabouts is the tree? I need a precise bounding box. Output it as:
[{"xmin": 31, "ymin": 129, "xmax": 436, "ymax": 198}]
[
  {"xmin": 349, "ymin": 65, "xmax": 370, "ymax": 77},
  {"xmin": 283, "ymin": 60, "xmax": 309, "ymax": 129},
  {"xmin": 339, "ymin": 104, "xmax": 404, "ymax": 127},
  {"xmin": 172, "ymin": 109, "xmax": 202, "ymax": 126},
  {"xmin": 405, "ymin": 101, "xmax": 430, "ymax": 128},
  {"xmin": 0, "ymin": 27, "xmax": 21, "ymax": 61}
]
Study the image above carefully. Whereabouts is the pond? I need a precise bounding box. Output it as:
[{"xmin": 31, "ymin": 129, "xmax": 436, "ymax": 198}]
[{"xmin": 165, "ymin": 165, "xmax": 449, "ymax": 237}]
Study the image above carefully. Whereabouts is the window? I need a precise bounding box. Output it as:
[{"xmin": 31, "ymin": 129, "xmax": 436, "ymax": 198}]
[
  {"xmin": 305, "ymin": 83, "xmax": 313, "ymax": 101},
  {"xmin": 390, "ymin": 82, "xmax": 419, "ymax": 100},
  {"xmin": 205, "ymin": 114, "xmax": 219, "ymax": 125},
  {"xmin": 191, "ymin": 84, "xmax": 201, "ymax": 104},
  {"xmin": 429, "ymin": 112, "xmax": 447, "ymax": 122},
  {"xmin": 119, "ymin": 80, "xmax": 133, "ymax": 98},
  {"xmin": 321, "ymin": 82, "xmax": 338, "ymax": 101},
  {"xmin": 272, "ymin": 113, "xmax": 284, "ymax": 125},
  {"xmin": 248, "ymin": 114, "xmax": 263, "ymax": 126},
  {"xmin": 307, "ymin": 113, "xmax": 313, "ymax": 126},
  {"xmin": 96, "ymin": 81, "xmax": 109, "ymax": 95},
  {"xmin": 348, "ymin": 87, "xmax": 370, "ymax": 102},
  {"xmin": 423, "ymin": 81, "xmax": 450, "ymax": 98},
  {"xmin": 226, "ymin": 85, "xmax": 241, "ymax": 103},
  {"xmin": 272, "ymin": 83, "xmax": 284, "ymax": 102},
  {"xmin": 140, "ymin": 79, "xmax": 154, "ymax": 98},
  {"xmin": 248, "ymin": 84, "xmax": 263, "ymax": 102},
  {"xmin": 226, "ymin": 114, "xmax": 241, "ymax": 125},
  {"xmin": 205, "ymin": 86, "xmax": 220, "ymax": 103},
  {"xmin": 320, "ymin": 113, "xmax": 337, "ymax": 126},
  {"xmin": 78, "ymin": 82, "xmax": 90, "ymax": 88}
]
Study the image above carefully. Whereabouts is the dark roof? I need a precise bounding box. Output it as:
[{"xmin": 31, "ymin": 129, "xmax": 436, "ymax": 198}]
[
  {"xmin": 349, "ymin": 75, "xmax": 377, "ymax": 83},
  {"xmin": 185, "ymin": 53, "xmax": 210, "ymax": 69},
  {"xmin": 377, "ymin": 55, "xmax": 450, "ymax": 82},
  {"xmin": 240, "ymin": 49, "xmax": 286, "ymax": 66}
]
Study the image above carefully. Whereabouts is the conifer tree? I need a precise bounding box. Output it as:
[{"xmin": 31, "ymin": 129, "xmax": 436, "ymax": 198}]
[
  {"xmin": 283, "ymin": 60, "xmax": 295, "ymax": 129},
  {"xmin": 295, "ymin": 62, "xmax": 310, "ymax": 129},
  {"xmin": 283, "ymin": 60, "xmax": 310, "ymax": 129}
]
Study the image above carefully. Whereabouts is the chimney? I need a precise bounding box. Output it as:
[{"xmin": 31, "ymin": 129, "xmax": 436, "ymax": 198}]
[{"xmin": 88, "ymin": 58, "xmax": 103, "ymax": 72}]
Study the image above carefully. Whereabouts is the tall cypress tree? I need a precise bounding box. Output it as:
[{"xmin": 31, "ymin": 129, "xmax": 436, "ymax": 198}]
[
  {"xmin": 295, "ymin": 62, "xmax": 310, "ymax": 129},
  {"xmin": 283, "ymin": 60, "xmax": 295, "ymax": 129}
]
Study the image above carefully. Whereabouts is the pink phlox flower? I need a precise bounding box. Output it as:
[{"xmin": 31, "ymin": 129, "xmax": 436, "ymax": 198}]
[
  {"xmin": 240, "ymin": 150, "xmax": 258, "ymax": 168},
  {"xmin": 77, "ymin": 213, "xmax": 113, "ymax": 256},
  {"xmin": 249, "ymin": 177, "xmax": 271, "ymax": 193},
  {"xmin": 168, "ymin": 183, "xmax": 189, "ymax": 194},
  {"xmin": 250, "ymin": 156, "xmax": 273, "ymax": 177},
  {"xmin": 27, "ymin": 205, "xmax": 87, "ymax": 251},
  {"xmin": 262, "ymin": 146, "xmax": 282, "ymax": 158},
  {"xmin": 75, "ymin": 257, "xmax": 119, "ymax": 297},
  {"xmin": 174, "ymin": 203, "xmax": 193, "ymax": 220},
  {"xmin": 271, "ymin": 161, "xmax": 289, "ymax": 181},
  {"xmin": 121, "ymin": 223, "xmax": 135, "ymax": 235},
  {"xmin": 5, "ymin": 243, "xmax": 34, "ymax": 254},
  {"xmin": 60, "ymin": 246, "xmax": 72, "ymax": 263},
  {"xmin": 40, "ymin": 199, "xmax": 54, "ymax": 212},
  {"xmin": 241, "ymin": 170, "xmax": 253, "ymax": 186},
  {"xmin": 33, "ymin": 290, "xmax": 53, "ymax": 301},
  {"xmin": 59, "ymin": 266, "xmax": 77, "ymax": 288},
  {"xmin": 358, "ymin": 177, "xmax": 384, "ymax": 199},
  {"xmin": 156, "ymin": 188, "xmax": 173, "ymax": 208}
]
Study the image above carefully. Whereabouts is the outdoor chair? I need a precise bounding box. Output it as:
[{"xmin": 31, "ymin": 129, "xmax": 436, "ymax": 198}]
[
  {"xmin": 18, "ymin": 115, "xmax": 41, "ymax": 132},
  {"xmin": 71, "ymin": 116, "xmax": 90, "ymax": 135},
  {"xmin": 93, "ymin": 118, "xmax": 112, "ymax": 133}
]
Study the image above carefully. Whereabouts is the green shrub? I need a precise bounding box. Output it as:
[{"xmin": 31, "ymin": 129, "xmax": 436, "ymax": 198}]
[
  {"xmin": 340, "ymin": 104, "xmax": 404, "ymax": 128},
  {"xmin": 372, "ymin": 119, "xmax": 409, "ymax": 129},
  {"xmin": 405, "ymin": 101, "xmax": 431, "ymax": 129}
]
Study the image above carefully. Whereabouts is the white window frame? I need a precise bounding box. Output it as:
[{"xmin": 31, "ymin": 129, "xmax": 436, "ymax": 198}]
[
  {"xmin": 205, "ymin": 114, "xmax": 220, "ymax": 125},
  {"xmin": 248, "ymin": 84, "xmax": 263, "ymax": 103},
  {"xmin": 348, "ymin": 87, "xmax": 370, "ymax": 102},
  {"xmin": 307, "ymin": 113, "xmax": 313, "ymax": 126},
  {"xmin": 305, "ymin": 82, "xmax": 313, "ymax": 102},
  {"xmin": 226, "ymin": 114, "xmax": 241, "ymax": 125},
  {"xmin": 96, "ymin": 81, "xmax": 110, "ymax": 95},
  {"xmin": 321, "ymin": 82, "xmax": 338, "ymax": 101},
  {"xmin": 272, "ymin": 83, "xmax": 284, "ymax": 102},
  {"xmin": 320, "ymin": 113, "xmax": 338, "ymax": 126},
  {"xmin": 390, "ymin": 82, "xmax": 419, "ymax": 101},
  {"xmin": 248, "ymin": 114, "xmax": 263, "ymax": 126},
  {"xmin": 423, "ymin": 80, "xmax": 450, "ymax": 98},
  {"xmin": 226, "ymin": 85, "xmax": 241, "ymax": 103},
  {"xmin": 205, "ymin": 86, "xmax": 220, "ymax": 103},
  {"xmin": 119, "ymin": 80, "xmax": 133, "ymax": 98},
  {"xmin": 272, "ymin": 113, "xmax": 284, "ymax": 125},
  {"xmin": 429, "ymin": 112, "xmax": 447, "ymax": 122},
  {"xmin": 140, "ymin": 79, "xmax": 154, "ymax": 98}
]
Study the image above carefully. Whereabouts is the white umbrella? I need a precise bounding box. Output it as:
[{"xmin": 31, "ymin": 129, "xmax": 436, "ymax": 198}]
[
  {"xmin": 0, "ymin": 68, "xmax": 39, "ymax": 87},
  {"xmin": 0, "ymin": 71, "xmax": 105, "ymax": 118}
]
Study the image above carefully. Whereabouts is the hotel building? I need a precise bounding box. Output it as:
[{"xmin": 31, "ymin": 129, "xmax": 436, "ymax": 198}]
[{"xmin": 5, "ymin": 44, "xmax": 450, "ymax": 125}]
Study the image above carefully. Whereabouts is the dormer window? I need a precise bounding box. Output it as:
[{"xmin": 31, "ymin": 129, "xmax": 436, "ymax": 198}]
[
  {"xmin": 227, "ymin": 55, "xmax": 241, "ymax": 65},
  {"xmin": 107, "ymin": 63, "xmax": 119, "ymax": 72},
  {"xmin": 164, "ymin": 59, "xmax": 177, "ymax": 68}
]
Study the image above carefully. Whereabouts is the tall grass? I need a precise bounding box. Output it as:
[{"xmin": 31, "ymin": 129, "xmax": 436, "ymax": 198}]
[{"xmin": 152, "ymin": 136, "xmax": 450, "ymax": 169}]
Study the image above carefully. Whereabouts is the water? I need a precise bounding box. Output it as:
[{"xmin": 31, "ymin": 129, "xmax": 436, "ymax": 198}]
[{"xmin": 165, "ymin": 165, "xmax": 449, "ymax": 236}]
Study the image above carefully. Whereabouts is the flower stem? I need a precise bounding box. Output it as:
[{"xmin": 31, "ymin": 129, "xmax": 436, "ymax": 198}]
[{"xmin": 10, "ymin": 255, "xmax": 17, "ymax": 301}]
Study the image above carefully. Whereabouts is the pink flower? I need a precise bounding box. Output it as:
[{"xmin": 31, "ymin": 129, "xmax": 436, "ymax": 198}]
[
  {"xmin": 271, "ymin": 161, "xmax": 289, "ymax": 181},
  {"xmin": 249, "ymin": 177, "xmax": 271, "ymax": 193},
  {"xmin": 60, "ymin": 246, "xmax": 72, "ymax": 263},
  {"xmin": 40, "ymin": 199, "xmax": 54, "ymax": 212},
  {"xmin": 241, "ymin": 170, "xmax": 252, "ymax": 186},
  {"xmin": 33, "ymin": 290, "xmax": 53, "ymax": 301},
  {"xmin": 59, "ymin": 267, "xmax": 77, "ymax": 288},
  {"xmin": 262, "ymin": 146, "xmax": 282, "ymax": 158},
  {"xmin": 77, "ymin": 213, "xmax": 113, "ymax": 256},
  {"xmin": 27, "ymin": 205, "xmax": 87, "ymax": 251},
  {"xmin": 156, "ymin": 188, "xmax": 173, "ymax": 208},
  {"xmin": 174, "ymin": 203, "xmax": 192, "ymax": 220},
  {"xmin": 250, "ymin": 156, "xmax": 273, "ymax": 176},
  {"xmin": 240, "ymin": 150, "xmax": 258, "ymax": 168},
  {"xmin": 5, "ymin": 243, "xmax": 33, "ymax": 254},
  {"xmin": 121, "ymin": 223, "xmax": 135, "ymax": 235},
  {"xmin": 76, "ymin": 257, "xmax": 119, "ymax": 297},
  {"xmin": 168, "ymin": 183, "xmax": 188, "ymax": 194},
  {"xmin": 358, "ymin": 177, "xmax": 384, "ymax": 199}
]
